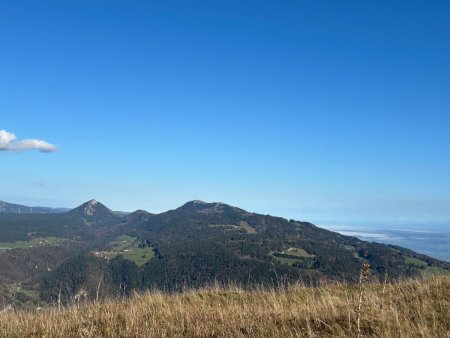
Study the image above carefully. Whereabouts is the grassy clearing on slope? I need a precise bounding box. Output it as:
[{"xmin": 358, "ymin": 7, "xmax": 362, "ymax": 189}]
[
  {"xmin": 270, "ymin": 247, "xmax": 314, "ymax": 266},
  {"xmin": 2, "ymin": 276, "xmax": 448, "ymax": 337},
  {"xmin": 119, "ymin": 247, "xmax": 155, "ymax": 266},
  {"xmin": 405, "ymin": 256, "xmax": 428, "ymax": 267},
  {"xmin": 208, "ymin": 221, "xmax": 257, "ymax": 234},
  {"xmin": 270, "ymin": 254, "xmax": 299, "ymax": 265},
  {"xmin": 284, "ymin": 247, "xmax": 314, "ymax": 258},
  {"xmin": 94, "ymin": 235, "xmax": 155, "ymax": 267},
  {"xmin": 0, "ymin": 237, "xmax": 66, "ymax": 254},
  {"xmin": 237, "ymin": 221, "xmax": 257, "ymax": 234},
  {"xmin": 108, "ymin": 234, "xmax": 135, "ymax": 251},
  {"xmin": 403, "ymin": 257, "xmax": 450, "ymax": 277}
]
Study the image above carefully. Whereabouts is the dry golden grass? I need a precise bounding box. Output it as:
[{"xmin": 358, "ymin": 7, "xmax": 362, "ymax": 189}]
[{"xmin": 1, "ymin": 276, "xmax": 449, "ymax": 337}]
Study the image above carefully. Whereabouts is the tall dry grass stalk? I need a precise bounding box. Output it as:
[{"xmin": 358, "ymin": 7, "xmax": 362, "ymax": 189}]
[
  {"xmin": 0, "ymin": 276, "xmax": 449, "ymax": 337},
  {"xmin": 356, "ymin": 260, "xmax": 371, "ymax": 338},
  {"xmin": 380, "ymin": 270, "xmax": 388, "ymax": 315}
]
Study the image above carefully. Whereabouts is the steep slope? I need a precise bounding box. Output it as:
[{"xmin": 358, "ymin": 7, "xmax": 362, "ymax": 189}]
[
  {"xmin": 67, "ymin": 199, "xmax": 123, "ymax": 225},
  {"xmin": 133, "ymin": 201, "xmax": 449, "ymax": 288}
]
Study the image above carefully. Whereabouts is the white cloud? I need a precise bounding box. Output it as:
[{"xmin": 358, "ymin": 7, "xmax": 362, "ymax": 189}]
[{"xmin": 0, "ymin": 130, "xmax": 57, "ymax": 153}]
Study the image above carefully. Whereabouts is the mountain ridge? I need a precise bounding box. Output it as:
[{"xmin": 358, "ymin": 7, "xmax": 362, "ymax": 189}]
[
  {"xmin": 0, "ymin": 200, "xmax": 69, "ymax": 214},
  {"xmin": 0, "ymin": 198, "xmax": 448, "ymax": 308}
]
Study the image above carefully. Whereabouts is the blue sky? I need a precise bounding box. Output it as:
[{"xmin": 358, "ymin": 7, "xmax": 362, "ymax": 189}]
[{"xmin": 1, "ymin": 1, "xmax": 449, "ymax": 225}]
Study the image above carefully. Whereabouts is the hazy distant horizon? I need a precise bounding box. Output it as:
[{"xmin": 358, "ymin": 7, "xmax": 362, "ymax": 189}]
[
  {"xmin": 321, "ymin": 223, "xmax": 450, "ymax": 262},
  {"xmin": 2, "ymin": 195, "xmax": 449, "ymax": 229}
]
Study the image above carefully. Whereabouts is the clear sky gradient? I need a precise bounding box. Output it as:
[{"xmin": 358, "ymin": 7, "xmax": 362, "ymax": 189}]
[{"xmin": 1, "ymin": 1, "xmax": 449, "ymax": 225}]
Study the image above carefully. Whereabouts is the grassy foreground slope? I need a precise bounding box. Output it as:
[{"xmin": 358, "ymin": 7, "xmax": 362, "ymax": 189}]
[{"xmin": 1, "ymin": 276, "xmax": 449, "ymax": 338}]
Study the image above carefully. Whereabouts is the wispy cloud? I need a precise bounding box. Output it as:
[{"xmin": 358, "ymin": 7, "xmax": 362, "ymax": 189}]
[{"xmin": 0, "ymin": 130, "xmax": 57, "ymax": 153}]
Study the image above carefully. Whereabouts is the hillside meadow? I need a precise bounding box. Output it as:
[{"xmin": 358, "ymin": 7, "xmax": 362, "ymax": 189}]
[{"xmin": 0, "ymin": 275, "xmax": 448, "ymax": 337}]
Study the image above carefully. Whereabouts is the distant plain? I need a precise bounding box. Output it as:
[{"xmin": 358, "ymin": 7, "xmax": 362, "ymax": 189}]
[{"xmin": 322, "ymin": 224, "xmax": 450, "ymax": 262}]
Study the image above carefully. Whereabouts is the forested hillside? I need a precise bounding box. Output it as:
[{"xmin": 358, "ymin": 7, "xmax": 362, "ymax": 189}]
[{"xmin": 0, "ymin": 199, "xmax": 448, "ymax": 308}]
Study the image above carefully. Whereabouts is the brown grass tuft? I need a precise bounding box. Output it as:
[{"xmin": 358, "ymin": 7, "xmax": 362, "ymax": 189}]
[{"xmin": 1, "ymin": 276, "xmax": 449, "ymax": 337}]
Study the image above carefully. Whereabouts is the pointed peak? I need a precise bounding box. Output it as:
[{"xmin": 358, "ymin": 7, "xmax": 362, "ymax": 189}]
[
  {"xmin": 70, "ymin": 199, "xmax": 116, "ymax": 218},
  {"xmin": 83, "ymin": 200, "xmax": 98, "ymax": 216},
  {"xmin": 77, "ymin": 199, "xmax": 99, "ymax": 207},
  {"xmin": 82, "ymin": 199, "xmax": 98, "ymax": 214}
]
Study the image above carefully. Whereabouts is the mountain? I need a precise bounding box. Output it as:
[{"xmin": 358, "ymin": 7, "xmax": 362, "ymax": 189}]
[
  {"xmin": 67, "ymin": 199, "xmax": 123, "ymax": 224},
  {"xmin": 0, "ymin": 199, "xmax": 125, "ymax": 243},
  {"xmin": 0, "ymin": 199, "xmax": 129, "ymax": 290},
  {"xmin": 0, "ymin": 199, "xmax": 448, "ymax": 308},
  {"xmin": 127, "ymin": 209, "xmax": 153, "ymax": 225},
  {"xmin": 0, "ymin": 200, "xmax": 69, "ymax": 214},
  {"xmin": 175, "ymin": 200, "xmax": 248, "ymax": 214}
]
